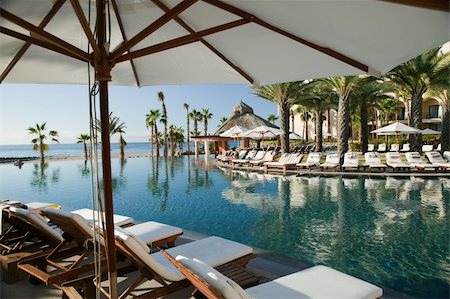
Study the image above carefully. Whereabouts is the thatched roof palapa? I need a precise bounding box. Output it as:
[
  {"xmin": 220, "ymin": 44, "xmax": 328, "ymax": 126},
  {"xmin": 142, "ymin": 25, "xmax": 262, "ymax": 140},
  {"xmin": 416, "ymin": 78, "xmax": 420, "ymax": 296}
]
[{"xmin": 214, "ymin": 101, "xmax": 278, "ymax": 135}]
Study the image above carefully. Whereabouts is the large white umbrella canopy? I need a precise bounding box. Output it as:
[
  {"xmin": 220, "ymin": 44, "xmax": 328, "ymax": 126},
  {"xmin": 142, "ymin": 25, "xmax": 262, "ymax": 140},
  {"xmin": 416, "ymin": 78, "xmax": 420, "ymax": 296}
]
[
  {"xmin": 219, "ymin": 125, "xmax": 248, "ymax": 137},
  {"xmin": 0, "ymin": 1, "xmax": 448, "ymax": 86},
  {"xmin": 371, "ymin": 122, "xmax": 423, "ymax": 135},
  {"xmin": 421, "ymin": 128, "xmax": 441, "ymax": 135},
  {"xmin": 289, "ymin": 132, "xmax": 303, "ymax": 140},
  {"xmin": 240, "ymin": 125, "xmax": 282, "ymax": 139}
]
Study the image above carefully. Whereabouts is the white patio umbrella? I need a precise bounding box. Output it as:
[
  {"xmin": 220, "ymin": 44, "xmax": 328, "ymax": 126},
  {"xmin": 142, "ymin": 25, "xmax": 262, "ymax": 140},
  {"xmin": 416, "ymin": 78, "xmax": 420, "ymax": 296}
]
[
  {"xmin": 219, "ymin": 125, "xmax": 248, "ymax": 137},
  {"xmin": 1, "ymin": 1, "xmax": 448, "ymax": 296},
  {"xmin": 240, "ymin": 125, "xmax": 282, "ymax": 139},
  {"xmin": 421, "ymin": 128, "xmax": 441, "ymax": 135},
  {"xmin": 289, "ymin": 132, "xmax": 303, "ymax": 140},
  {"xmin": 371, "ymin": 122, "xmax": 423, "ymax": 135}
]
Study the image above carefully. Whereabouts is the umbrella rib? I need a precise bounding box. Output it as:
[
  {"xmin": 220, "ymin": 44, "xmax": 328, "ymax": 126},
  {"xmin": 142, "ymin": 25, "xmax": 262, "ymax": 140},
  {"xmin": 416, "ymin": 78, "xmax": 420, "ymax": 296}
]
[
  {"xmin": 69, "ymin": 0, "xmax": 101, "ymax": 61},
  {"xmin": 110, "ymin": 0, "xmax": 199, "ymax": 61},
  {"xmin": 111, "ymin": 0, "xmax": 141, "ymax": 87},
  {"xmin": 151, "ymin": 0, "xmax": 254, "ymax": 84},
  {"xmin": 203, "ymin": 0, "xmax": 369, "ymax": 73},
  {"xmin": 114, "ymin": 19, "xmax": 249, "ymax": 63},
  {"xmin": 0, "ymin": 27, "xmax": 89, "ymax": 63},
  {"xmin": 0, "ymin": 8, "xmax": 89, "ymax": 62},
  {"xmin": 378, "ymin": 0, "xmax": 449, "ymax": 11},
  {"xmin": 0, "ymin": 0, "xmax": 66, "ymax": 83}
]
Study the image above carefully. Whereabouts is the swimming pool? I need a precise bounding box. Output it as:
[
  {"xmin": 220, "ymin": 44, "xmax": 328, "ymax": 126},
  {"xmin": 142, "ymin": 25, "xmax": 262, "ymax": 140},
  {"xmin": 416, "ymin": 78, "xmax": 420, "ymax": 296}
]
[{"xmin": 0, "ymin": 156, "xmax": 448, "ymax": 298}]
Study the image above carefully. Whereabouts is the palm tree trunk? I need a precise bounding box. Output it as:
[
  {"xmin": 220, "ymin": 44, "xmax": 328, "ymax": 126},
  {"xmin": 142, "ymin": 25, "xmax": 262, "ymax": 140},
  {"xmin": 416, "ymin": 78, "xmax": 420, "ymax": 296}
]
[
  {"xmin": 315, "ymin": 110, "xmax": 323, "ymax": 152},
  {"xmin": 154, "ymin": 124, "xmax": 160, "ymax": 157},
  {"xmin": 410, "ymin": 92, "xmax": 423, "ymax": 152},
  {"xmin": 150, "ymin": 126, "xmax": 154, "ymax": 157},
  {"xmin": 337, "ymin": 95, "xmax": 350, "ymax": 163},
  {"xmin": 83, "ymin": 142, "xmax": 88, "ymax": 161},
  {"xmin": 360, "ymin": 98, "xmax": 369, "ymax": 153},
  {"xmin": 327, "ymin": 109, "xmax": 331, "ymax": 141},
  {"xmin": 279, "ymin": 101, "xmax": 290, "ymax": 153},
  {"xmin": 39, "ymin": 141, "xmax": 45, "ymax": 164},
  {"xmin": 163, "ymin": 104, "xmax": 168, "ymax": 157},
  {"xmin": 194, "ymin": 120, "xmax": 198, "ymax": 136},
  {"xmin": 204, "ymin": 119, "xmax": 208, "ymax": 136},
  {"xmin": 441, "ymin": 104, "xmax": 450, "ymax": 152},
  {"xmin": 186, "ymin": 115, "xmax": 190, "ymax": 154},
  {"xmin": 304, "ymin": 111, "xmax": 309, "ymax": 141}
]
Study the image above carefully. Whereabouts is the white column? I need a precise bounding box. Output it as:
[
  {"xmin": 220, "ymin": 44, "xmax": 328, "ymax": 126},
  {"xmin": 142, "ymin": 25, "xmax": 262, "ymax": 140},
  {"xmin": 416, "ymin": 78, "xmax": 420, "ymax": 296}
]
[
  {"xmin": 204, "ymin": 141, "xmax": 210, "ymax": 164},
  {"xmin": 194, "ymin": 141, "xmax": 199, "ymax": 158}
]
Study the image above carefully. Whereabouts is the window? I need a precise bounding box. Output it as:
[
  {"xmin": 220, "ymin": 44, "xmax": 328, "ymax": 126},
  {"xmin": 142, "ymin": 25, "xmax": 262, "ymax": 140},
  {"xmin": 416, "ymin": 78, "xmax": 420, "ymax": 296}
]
[{"xmin": 428, "ymin": 105, "xmax": 440, "ymax": 118}]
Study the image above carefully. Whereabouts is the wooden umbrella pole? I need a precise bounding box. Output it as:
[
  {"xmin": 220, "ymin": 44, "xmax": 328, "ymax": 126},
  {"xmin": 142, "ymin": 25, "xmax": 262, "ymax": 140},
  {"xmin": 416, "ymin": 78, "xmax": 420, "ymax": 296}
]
[{"xmin": 96, "ymin": 0, "xmax": 118, "ymax": 297}]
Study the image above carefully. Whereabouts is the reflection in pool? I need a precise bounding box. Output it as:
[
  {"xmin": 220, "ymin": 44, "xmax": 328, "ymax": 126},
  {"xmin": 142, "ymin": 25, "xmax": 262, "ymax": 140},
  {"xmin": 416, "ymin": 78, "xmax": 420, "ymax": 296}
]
[{"xmin": 0, "ymin": 156, "xmax": 448, "ymax": 298}]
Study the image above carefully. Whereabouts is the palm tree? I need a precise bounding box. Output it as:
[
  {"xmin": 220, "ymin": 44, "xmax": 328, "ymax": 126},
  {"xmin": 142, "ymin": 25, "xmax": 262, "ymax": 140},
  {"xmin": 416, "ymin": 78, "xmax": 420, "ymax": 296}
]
[
  {"xmin": 426, "ymin": 84, "xmax": 449, "ymax": 151},
  {"xmin": 183, "ymin": 103, "xmax": 190, "ymax": 154},
  {"xmin": 96, "ymin": 112, "xmax": 127, "ymax": 159},
  {"xmin": 252, "ymin": 83, "xmax": 300, "ymax": 153},
  {"xmin": 154, "ymin": 131, "xmax": 163, "ymax": 157},
  {"xmin": 201, "ymin": 108, "xmax": 213, "ymax": 136},
  {"xmin": 27, "ymin": 122, "xmax": 59, "ymax": 164},
  {"xmin": 189, "ymin": 109, "xmax": 202, "ymax": 137},
  {"xmin": 386, "ymin": 48, "xmax": 450, "ymax": 151},
  {"xmin": 147, "ymin": 109, "xmax": 160, "ymax": 157},
  {"xmin": 294, "ymin": 105, "xmax": 310, "ymax": 141},
  {"xmin": 267, "ymin": 114, "xmax": 278, "ymax": 124},
  {"xmin": 174, "ymin": 126, "xmax": 185, "ymax": 155},
  {"xmin": 169, "ymin": 124, "xmax": 178, "ymax": 156},
  {"xmin": 318, "ymin": 76, "xmax": 362, "ymax": 162},
  {"xmin": 351, "ymin": 77, "xmax": 393, "ymax": 152},
  {"xmin": 219, "ymin": 117, "xmax": 228, "ymax": 126},
  {"xmin": 157, "ymin": 91, "xmax": 168, "ymax": 156},
  {"xmin": 76, "ymin": 133, "xmax": 90, "ymax": 161}
]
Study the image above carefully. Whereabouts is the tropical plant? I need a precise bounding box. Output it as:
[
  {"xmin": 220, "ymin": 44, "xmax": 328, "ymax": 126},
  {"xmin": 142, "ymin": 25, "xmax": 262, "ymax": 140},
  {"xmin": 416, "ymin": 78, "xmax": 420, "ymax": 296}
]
[
  {"xmin": 157, "ymin": 91, "xmax": 168, "ymax": 156},
  {"xmin": 169, "ymin": 124, "xmax": 177, "ymax": 156},
  {"xmin": 76, "ymin": 133, "xmax": 90, "ymax": 161},
  {"xmin": 267, "ymin": 114, "xmax": 278, "ymax": 124},
  {"xmin": 318, "ymin": 76, "xmax": 362, "ymax": 162},
  {"xmin": 174, "ymin": 126, "xmax": 185, "ymax": 155},
  {"xmin": 252, "ymin": 83, "xmax": 301, "ymax": 153},
  {"xmin": 219, "ymin": 117, "xmax": 228, "ymax": 126},
  {"xmin": 189, "ymin": 109, "xmax": 202, "ymax": 137},
  {"xmin": 96, "ymin": 112, "xmax": 127, "ymax": 159},
  {"xmin": 386, "ymin": 47, "xmax": 450, "ymax": 151},
  {"xmin": 201, "ymin": 108, "xmax": 213, "ymax": 136},
  {"xmin": 183, "ymin": 103, "xmax": 190, "ymax": 154},
  {"xmin": 27, "ymin": 122, "xmax": 59, "ymax": 164}
]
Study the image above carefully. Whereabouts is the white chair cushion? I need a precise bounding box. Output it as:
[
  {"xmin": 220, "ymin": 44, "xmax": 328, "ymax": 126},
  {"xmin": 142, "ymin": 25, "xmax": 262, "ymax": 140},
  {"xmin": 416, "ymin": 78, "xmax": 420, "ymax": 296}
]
[
  {"xmin": 176, "ymin": 255, "xmax": 250, "ymax": 299},
  {"xmin": 246, "ymin": 265, "xmax": 383, "ymax": 299},
  {"xmin": 71, "ymin": 208, "xmax": 134, "ymax": 227},
  {"xmin": 115, "ymin": 226, "xmax": 151, "ymax": 253},
  {"xmin": 124, "ymin": 221, "xmax": 182, "ymax": 245}
]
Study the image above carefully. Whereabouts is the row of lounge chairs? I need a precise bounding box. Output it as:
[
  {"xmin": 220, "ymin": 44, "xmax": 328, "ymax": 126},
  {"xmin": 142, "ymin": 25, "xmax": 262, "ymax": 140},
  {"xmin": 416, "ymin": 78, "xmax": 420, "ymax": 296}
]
[
  {"xmin": 1, "ymin": 201, "xmax": 384, "ymax": 298},
  {"xmin": 223, "ymin": 150, "xmax": 450, "ymax": 173},
  {"xmin": 367, "ymin": 143, "xmax": 442, "ymax": 153}
]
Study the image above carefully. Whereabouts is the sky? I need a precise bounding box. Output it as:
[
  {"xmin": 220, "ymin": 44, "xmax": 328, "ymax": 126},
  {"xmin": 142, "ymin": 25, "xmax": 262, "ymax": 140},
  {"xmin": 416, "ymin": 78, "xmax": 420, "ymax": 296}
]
[{"xmin": 0, "ymin": 83, "xmax": 277, "ymax": 145}]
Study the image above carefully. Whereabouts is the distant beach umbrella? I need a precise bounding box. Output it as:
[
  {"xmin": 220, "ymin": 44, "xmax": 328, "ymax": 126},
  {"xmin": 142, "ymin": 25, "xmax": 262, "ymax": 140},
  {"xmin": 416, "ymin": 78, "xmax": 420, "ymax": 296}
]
[
  {"xmin": 219, "ymin": 125, "xmax": 249, "ymax": 137},
  {"xmin": 421, "ymin": 128, "xmax": 441, "ymax": 135},
  {"xmin": 240, "ymin": 125, "xmax": 282, "ymax": 139},
  {"xmin": 289, "ymin": 132, "xmax": 303, "ymax": 140},
  {"xmin": 371, "ymin": 122, "xmax": 422, "ymax": 135}
]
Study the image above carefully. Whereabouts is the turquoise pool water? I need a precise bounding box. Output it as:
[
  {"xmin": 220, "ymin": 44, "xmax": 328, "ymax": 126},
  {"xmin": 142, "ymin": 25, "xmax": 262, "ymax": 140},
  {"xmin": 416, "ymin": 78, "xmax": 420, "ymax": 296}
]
[{"xmin": 0, "ymin": 156, "xmax": 448, "ymax": 298}]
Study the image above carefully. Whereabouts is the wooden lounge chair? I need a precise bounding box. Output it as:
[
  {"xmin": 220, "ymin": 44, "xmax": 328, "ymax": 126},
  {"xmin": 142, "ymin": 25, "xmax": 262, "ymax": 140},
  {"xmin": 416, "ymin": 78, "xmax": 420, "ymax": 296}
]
[
  {"xmin": 405, "ymin": 152, "xmax": 438, "ymax": 171},
  {"xmin": 233, "ymin": 150, "xmax": 266, "ymax": 166},
  {"xmin": 320, "ymin": 153, "xmax": 339, "ymax": 170},
  {"xmin": 161, "ymin": 249, "xmax": 383, "ymax": 299},
  {"xmin": 18, "ymin": 208, "xmax": 183, "ymax": 290},
  {"xmin": 425, "ymin": 151, "xmax": 450, "ymax": 170},
  {"xmin": 249, "ymin": 151, "xmax": 275, "ymax": 167},
  {"xmin": 364, "ymin": 152, "xmax": 387, "ymax": 172},
  {"xmin": 400, "ymin": 143, "xmax": 410, "ymax": 152},
  {"xmin": 376, "ymin": 143, "xmax": 386, "ymax": 152},
  {"xmin": 264, "ymin": 153, "xmax": 303, "ymax": 173},
  {"xmin": 385, "ymin": 152, "xmax": 412, "ymax": 172},
  {"xmin": 342, "ymin": 152, "xmax": 360, "ymax": 171},
  {"xmin": 297, "ymin": 152, "xmax": 321, "ymax": 170},
  {"xmin": 111, "ymin": 228, "xmax": 255, "ymax": 299}
]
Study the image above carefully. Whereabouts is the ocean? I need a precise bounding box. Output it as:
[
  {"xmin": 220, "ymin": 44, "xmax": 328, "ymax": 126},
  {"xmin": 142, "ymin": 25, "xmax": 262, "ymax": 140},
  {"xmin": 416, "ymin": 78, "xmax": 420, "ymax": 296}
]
[{"xmin": 0, "ymin": 142, "xmax": 170, "ymax": 158}]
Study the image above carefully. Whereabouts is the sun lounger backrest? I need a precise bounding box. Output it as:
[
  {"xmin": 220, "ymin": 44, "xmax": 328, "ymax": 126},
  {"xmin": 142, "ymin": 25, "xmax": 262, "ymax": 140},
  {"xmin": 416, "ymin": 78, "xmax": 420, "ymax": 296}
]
[
  {"xmin": 426, "ymin": 151, "xmax": 445, "ymax": 163},
  {"xmin": 377, "ymin": 144, "xmax": 386, "ymax": 152},
  {"xmin": 292, "ymin": 153, "xmax": 303, "ymax": 164},
  {"xmin": 405, "ymin": 152, "xmax": 422, "ymax": 163},
  {"xmin": 252, "ymin": 150, "xmax": 265, "ymax": 160},
  {"xmin": 390, "ymin": 144, "xmax": 399, "ymax": 151},
  {"xmin": 325, "ymin": 153, "xmax": 339, "ymax": 164},
  {"xmin": 8, "ymin": 207, "xmax": 63, "ymax": 243},
  {"xmin": 237, "ymin": 150, "xmax": 247, "ymax": 159},
  {"xmin": 344, "ymin": 152, "xmax": 359, "ymax": 166},
  {"xmin": 365, "ymin": 152, "xmax": 382, "ymax": 163},
  {"xmin": 422, "ymin": 145, "xmax": 434, "ymax": 152},
  {"xmin": 444, "ymin": 151, "xmax": 450, "ymax": 161},
  {"xmin": 42, "ymin": 208, "xmax": 97, "ymax": 245},
  {"xmin": 400, "ymin": 143, "xmax": 410, "ymax": 151},
  {"xmin": 367, "ymin": 144, "xmax": 374, "ymax": 151},
  {"xmin": 307, "ymin": 153, "xmax": 321, "ymax": 163},
  {"xmin": 386, "ymin": 152, "xmax": 402, "ymax": 163},
  {"xmin": 278, "ymin": 153, "xmax": 289, "ymax": 163}
]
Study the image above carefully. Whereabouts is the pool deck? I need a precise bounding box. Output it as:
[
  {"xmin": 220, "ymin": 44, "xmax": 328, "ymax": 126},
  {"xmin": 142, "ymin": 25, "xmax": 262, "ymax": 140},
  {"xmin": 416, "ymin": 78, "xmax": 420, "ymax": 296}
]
[{"xmin": 1, "ymin": 230, "xmax": 415, "ymax": 299}]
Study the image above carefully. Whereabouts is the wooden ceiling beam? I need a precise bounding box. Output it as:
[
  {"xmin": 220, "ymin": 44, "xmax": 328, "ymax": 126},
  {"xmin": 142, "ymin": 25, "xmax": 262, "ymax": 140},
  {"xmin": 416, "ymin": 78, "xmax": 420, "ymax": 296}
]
[
  {"xmin": 379, "ymin": 0, "xmax": 449, "ymax": 11},
  {"xmin": 69, "ymin": 0, "xmax": 101, "ymax": 60},
  {"xmin": 0, "ymin": 27, "xmax": 88, "ymax": 62},
  {"xmin": 0, "ymin": 0, "xmax": 66, "ymax": 83},
  {"xmin": 0, "ymin": 8, "xmax": 89, "ymax": 61},
  {"xmin": 115, "ymin": 19, "xmax": 249, "ymax": 63},
  {"xmin": 203, "ymin": 0, "xmax": 369, "ymax": 73},
  {"xmin": 151, "ymin": 0, "xmax": 253, "ymax": 83},
  {"xmin": 111, "ymin": 0, "xmax": 141, "ymax": 87},
  {"xmin": 110, "ymin": 0, "xmax": 198, "ymax": 61}
]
